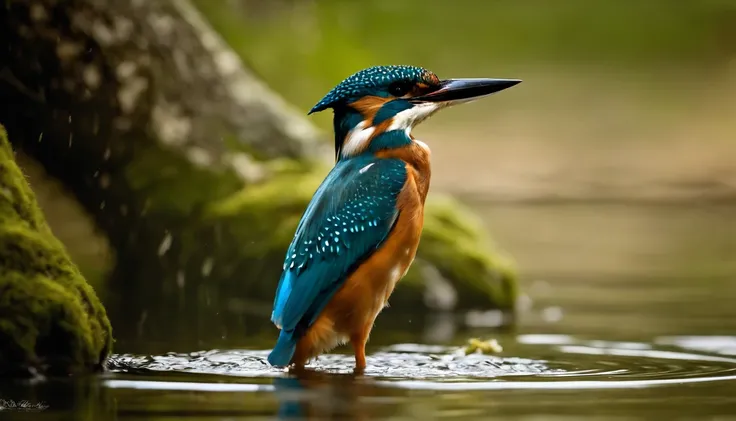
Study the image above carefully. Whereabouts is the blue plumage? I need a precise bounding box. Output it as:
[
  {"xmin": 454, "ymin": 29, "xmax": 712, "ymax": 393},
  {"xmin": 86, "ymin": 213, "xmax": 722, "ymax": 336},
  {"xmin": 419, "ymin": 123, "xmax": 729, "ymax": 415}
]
[
  {"xmin": 273, "ymin": 377, "xmax": 307, "ymax": 419},
  {"xmin": 268, "ymin": 156, "xmax": 407, "ymax": 366},
  {"xmin": 268, "ymin": 330, "xmax": 298, "ymax": 367},
  {"xmin": 310, "ymin": 65, "xmax": 437, "ymax": 114},
  {"xmin": 271, "ymin": 64, "xmax": 520, "ymax": 370}
]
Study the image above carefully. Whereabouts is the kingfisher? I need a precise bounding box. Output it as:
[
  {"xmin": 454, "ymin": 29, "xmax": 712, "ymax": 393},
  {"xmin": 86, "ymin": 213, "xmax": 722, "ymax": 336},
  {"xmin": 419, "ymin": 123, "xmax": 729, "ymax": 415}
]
[{"xmin": 267, "ymin": 65, "xmax": 520, "ymax": 371}]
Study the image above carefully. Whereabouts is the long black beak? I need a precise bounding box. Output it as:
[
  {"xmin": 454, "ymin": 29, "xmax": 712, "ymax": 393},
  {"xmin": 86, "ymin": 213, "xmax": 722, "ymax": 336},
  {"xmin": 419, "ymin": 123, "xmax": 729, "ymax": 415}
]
[{"xmin": 413, "ymin": 78, "xmax": 521, "ymax": 103}]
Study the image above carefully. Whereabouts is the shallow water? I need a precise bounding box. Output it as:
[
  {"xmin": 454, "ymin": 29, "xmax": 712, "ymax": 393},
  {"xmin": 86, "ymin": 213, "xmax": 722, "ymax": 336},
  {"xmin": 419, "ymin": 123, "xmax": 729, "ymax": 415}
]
[{"xmin": 2, "ymin": 203, "xmax": 735, "ymax": 420}]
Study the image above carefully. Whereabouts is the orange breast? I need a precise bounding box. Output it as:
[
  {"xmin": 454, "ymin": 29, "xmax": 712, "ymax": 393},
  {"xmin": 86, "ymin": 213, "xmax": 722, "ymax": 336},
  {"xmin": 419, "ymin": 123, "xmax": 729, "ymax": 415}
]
[
  {"xmin": 327, "ymin": 168, "xmax": 424, "ymax": 332},
  {"xmin": 293, "ymin": 142, "xmax": 431, "ymax": 362}
]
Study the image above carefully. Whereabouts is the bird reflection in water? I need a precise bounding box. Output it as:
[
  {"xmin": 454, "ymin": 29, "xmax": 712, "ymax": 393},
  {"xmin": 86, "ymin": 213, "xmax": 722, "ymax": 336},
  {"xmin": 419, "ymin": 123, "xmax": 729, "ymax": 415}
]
[{"xmin": 273, "ymin": 369, "xmax": 378, "ymax": 420}]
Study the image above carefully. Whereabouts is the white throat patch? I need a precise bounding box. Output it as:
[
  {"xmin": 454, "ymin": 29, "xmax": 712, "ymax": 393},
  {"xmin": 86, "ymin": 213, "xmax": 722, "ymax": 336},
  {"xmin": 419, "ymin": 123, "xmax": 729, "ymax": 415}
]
[
  {"xmin": 387, "ymin": 102, "xmax": 441, "ymax": 134},
  {"xmin": 342, "ymin": 120, "xmax": 374, "ymax": 158},
  {"xmin": 340, "ymin": 102, "xmax": 440, "ymax": 159}
]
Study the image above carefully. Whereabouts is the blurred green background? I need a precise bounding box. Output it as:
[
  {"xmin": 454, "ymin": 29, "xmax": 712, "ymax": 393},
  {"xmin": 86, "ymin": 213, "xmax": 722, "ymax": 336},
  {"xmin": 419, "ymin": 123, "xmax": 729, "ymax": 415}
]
[
  {"xmin": 4, "ymin": 1, "xmax": 736, "ymax": 418},
  {"xmin": 179, "ymin": 0, "xmax": 736, "ymax": 332},
  {"xmin": 184, "ymin": 0, "xmax": 734, "ymax": 335},
  {"xmin": 194, "ymin": 0, "xmax": 736, "ymax": 102},
  {"xmin": 193, "ymin": 0, "xmax": 736, "ymax": 205},
  {"xmin": 30, "ymin": 0, "xmax": 736, "ymax": 303},
  {"xmin": 190, "ymin": 0, "xmax": 736, "ymax": 281}
]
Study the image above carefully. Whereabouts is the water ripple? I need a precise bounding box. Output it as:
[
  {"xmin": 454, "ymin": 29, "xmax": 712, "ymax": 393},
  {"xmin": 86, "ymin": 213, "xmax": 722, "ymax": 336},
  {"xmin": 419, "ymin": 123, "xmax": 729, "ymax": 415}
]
[
  {"xmin": 107, "ymin": 336, "xmax": 736, "ymax": 391},
  {"xmin": 108, "ymin": 347, "xmax": 554, "ymax": 379}
]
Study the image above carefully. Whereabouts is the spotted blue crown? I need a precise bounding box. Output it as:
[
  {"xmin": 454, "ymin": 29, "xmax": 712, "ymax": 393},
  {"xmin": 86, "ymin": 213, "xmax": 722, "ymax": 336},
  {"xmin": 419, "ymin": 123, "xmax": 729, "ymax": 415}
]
[{"xmin": 309, "ymin": 65, "xmax": 438, "ymax": 114}]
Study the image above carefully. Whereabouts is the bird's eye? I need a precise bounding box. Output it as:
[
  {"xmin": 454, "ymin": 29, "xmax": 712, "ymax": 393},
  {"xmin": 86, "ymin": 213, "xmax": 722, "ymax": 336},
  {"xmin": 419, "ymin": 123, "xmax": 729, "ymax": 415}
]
[{"xmin": 388, "ymin": 81, "xmax": 414, "ymax": 97}]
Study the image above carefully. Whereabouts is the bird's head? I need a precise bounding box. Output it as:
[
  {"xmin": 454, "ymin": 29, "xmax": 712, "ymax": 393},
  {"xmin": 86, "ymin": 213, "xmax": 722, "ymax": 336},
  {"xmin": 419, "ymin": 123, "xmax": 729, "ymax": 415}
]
[{"xmin": 309, "ymin": 65, "xmax": 520, "ymax": 160}]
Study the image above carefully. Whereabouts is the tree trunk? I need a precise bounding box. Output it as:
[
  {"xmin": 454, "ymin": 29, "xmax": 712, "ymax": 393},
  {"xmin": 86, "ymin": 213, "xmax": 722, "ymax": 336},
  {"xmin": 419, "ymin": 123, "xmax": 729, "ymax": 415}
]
[{"xmin": 0, "ymin": 0, "xmax": 518, "ymax": 335}]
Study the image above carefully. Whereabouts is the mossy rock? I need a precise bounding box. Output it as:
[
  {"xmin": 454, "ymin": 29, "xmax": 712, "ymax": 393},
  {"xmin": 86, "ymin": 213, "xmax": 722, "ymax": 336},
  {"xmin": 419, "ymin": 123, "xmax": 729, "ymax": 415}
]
[
  {"xmin": 204, "ymin": 162, "xmax": 518, "ymax": 312},
  {"xmin": 412, "ymin": 196, "xmax": 518, "ymax": 310},
  {"xmin": 0, "ymin": 125, "xmax": 112, "ymax": 377}
]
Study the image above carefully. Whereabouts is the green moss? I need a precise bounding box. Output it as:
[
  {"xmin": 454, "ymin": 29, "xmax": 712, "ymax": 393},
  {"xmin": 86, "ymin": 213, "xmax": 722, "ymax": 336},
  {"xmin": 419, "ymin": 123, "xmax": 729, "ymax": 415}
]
[
  {"xmin": 417, "ymin": 196, "xmax": 518, "ymax": 309},
  {"xmin": 463, "ymin": 338, "xmax": 503, "ymax": 355},
  {"xmin": 124, "ymin": 141, "xmax": 243, "ymax": 217},
  {"xmin": 206, "ymin": 163, "xmax": 327, "ymax": 257},
  {"xmin": 0, "ymin": 125, "xmax": 112, "ymax": 377},
  {"xmin": 203, "ymin": 164, "xmax": 518, "ymax": 311},
  {"xmin": 221, "ymin": 132, "xmax": 274, "ymax": 162}
]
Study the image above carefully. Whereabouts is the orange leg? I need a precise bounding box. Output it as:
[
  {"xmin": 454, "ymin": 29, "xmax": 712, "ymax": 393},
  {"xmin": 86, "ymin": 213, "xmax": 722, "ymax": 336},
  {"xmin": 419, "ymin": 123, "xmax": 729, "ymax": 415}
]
[
  {"xmin": 351, "ymin": 322, "xmax": 374, "ymax": 373},
  {"xmin": 291, "ymin": 329, "xmax": 317, "ymax": 370},
  {"xmin": 351, "ymin": 334, "xmax": 367, "ymax": 373}
]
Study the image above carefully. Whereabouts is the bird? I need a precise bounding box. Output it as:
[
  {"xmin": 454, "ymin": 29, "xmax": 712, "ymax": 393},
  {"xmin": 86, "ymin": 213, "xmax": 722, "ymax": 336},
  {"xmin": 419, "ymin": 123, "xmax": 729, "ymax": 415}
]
[{"xmin": 267, "ymin": 65, "xmax": 520, "ymax": 372}]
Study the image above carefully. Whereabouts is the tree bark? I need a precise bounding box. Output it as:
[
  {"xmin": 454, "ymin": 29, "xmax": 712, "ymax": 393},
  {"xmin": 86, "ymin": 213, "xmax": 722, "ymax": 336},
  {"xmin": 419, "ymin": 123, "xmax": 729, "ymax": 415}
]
[{"xmin": 0, "ymin": 0, "xmax": 518, "ymax": 333}]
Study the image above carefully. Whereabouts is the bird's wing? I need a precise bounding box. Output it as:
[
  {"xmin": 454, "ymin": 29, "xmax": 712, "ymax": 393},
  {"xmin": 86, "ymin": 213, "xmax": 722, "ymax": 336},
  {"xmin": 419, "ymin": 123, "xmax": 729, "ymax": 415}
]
[{"xmin": 271, "ymin": 156, "xmax": 407, "ymax": 334}]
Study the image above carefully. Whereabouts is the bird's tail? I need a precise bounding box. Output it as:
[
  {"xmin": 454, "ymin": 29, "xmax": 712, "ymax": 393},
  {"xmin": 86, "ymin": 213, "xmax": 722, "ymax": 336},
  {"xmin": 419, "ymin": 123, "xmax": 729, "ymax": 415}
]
[{"xmin": 268, "ymin": 330, "xmax": 297, "ymax": 367}]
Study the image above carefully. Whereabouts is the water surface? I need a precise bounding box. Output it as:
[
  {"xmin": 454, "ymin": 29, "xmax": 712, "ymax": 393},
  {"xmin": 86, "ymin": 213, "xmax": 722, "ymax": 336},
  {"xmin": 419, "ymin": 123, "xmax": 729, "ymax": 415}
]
[{"xmin": 1, "ymin": 203, "xmax": 735, "ymax": 420}]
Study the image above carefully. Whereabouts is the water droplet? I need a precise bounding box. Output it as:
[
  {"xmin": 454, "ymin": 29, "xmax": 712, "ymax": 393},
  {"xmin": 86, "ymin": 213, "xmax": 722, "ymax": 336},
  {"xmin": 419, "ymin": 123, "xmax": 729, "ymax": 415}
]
[
  {"xmin": 157, "ymin": 232, "xmax": 173, "ymax": 256},
  {"xmin": 201, "ymin": 257, "xmax": 214, "ymax": 277}
]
